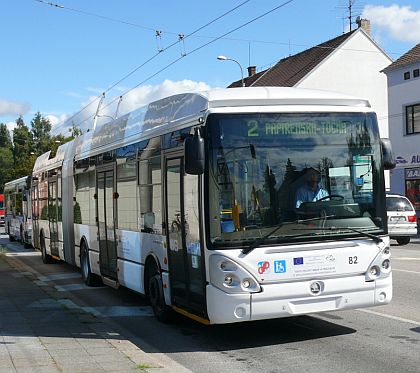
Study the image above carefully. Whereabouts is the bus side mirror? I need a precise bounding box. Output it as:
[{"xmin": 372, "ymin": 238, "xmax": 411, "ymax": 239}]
[
  {"xmin": 381, "ymin": 138, "xmax": 396, "ymax": 170},
  {"xmin": 184, "ymin": 129, "xmax": 204, "ymax": 175}
]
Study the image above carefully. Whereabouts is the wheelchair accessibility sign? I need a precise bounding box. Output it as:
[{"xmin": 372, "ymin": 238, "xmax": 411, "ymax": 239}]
[{"xmin": 274, "ymin": 260, "xmax": 287, "ymax": 273}]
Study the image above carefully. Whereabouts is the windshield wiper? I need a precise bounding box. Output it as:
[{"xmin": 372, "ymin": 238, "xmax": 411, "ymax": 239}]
[
  {"xmin": 297, "ymin": 226, "xmax": 383, "ymax": 244},
  {"xmin": 241, "ymin": 215, "xmax": 335, "ymax": 255}
]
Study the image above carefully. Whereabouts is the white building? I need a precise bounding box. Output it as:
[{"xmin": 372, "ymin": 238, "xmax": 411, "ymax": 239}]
[{"xmin": 382, "ymin": 43, "xmax": 420, "ymax": 214}]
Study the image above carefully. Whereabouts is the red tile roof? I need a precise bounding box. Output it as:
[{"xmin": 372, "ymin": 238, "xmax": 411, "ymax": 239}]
[
  {"xmin": 228, "ymin": 30, "xmax": 357, "ymax": 88},
  {"xmin": 382, "ymin": 43, "xmax": 420, "ymax": 73}
]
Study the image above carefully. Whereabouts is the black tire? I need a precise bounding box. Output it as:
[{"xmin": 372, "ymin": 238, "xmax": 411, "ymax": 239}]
[
  {"xmin": 41, "ymin": 235, "xmax": 53, "ymax": 264},
  {"xmin": 8, "ymin": 225, "xmax": 15, "ymax": 242},
  {"xmin": 80, "ymin": 242, "xmax": 102, "ymax": 286},
  {"xmin": 20, "ymin": 226, "xmax": 24, "ymax": 244},
  {"xmin": 147, "ymin": 266, "xmax": 173, "ymax": 323},
  {"xmin": 396, "ymin": 237, "xmax": 410, "ymax": 245}
]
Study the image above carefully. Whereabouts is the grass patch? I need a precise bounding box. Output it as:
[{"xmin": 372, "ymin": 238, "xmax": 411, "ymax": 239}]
[{"xmin": 136, "ymin": 363, "xmax": 153, "ymax": 369}]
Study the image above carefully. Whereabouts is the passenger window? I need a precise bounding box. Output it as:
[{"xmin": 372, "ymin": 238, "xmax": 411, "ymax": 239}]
[
  {"xmin": 117, "ymin": 156, "xmax": 137, "ymax": 230},
  {"xmin": 138, "ymin": 137, "xmax": 162, "ymax": 233}
]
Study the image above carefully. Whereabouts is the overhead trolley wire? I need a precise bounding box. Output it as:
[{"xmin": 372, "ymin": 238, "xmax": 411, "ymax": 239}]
[
  {"xmin": 75, "ymin": 0, "xmax": 297, "ymax": 128},
  {"xmin": 34, "ymin": 0, "xmax": 157, "ymax": 32},
  {"xmin": 45, "ymin": 0, "xmax": 252, "ymax": 134}
]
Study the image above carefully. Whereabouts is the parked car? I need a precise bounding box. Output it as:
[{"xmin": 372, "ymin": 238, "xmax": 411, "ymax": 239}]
[{"xmin": 386, "ymin": 193, "xmax": 418, "ymax": 245}]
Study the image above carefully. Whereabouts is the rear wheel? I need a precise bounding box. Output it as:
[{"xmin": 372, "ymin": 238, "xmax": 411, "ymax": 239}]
[
  {"xmin": 80, "ymin": 242, "xmax": 102, "ymax": 286},
  {"xmin": 8, "ymin": 224, "xmax": 15, "ymax": 242},
  {"xmin": 396, "ymin": 237, "xmax": 410, "ymax": 245},
  {"xmin": 147, "ymin": 263, "xmax": 173, "ymax": 322},
  {"xmin": 41, "ymin": 235, "xmax": 53, "ymax": 264}
]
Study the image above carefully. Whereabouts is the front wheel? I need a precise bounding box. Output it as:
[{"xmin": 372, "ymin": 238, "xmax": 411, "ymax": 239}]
[
  {"xmin": 148, "ymin": 270, "xmax": 173, "ymax": 322},
  {"xmin": 396, "ymin": 237, "xmax": 410, "ymax": 245}
]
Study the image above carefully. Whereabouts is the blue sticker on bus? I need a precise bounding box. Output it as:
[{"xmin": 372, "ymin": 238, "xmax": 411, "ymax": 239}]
[
  {"xmin": 293, "ymin": 257, "xmax": 304, "ymax": 265},
  {"xmin": 274, "ymin": 260, "xmax": 287, "ymax": 273}
]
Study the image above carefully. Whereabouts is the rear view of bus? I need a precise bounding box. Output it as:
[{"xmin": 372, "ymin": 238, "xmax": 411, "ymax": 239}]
[{"xmin": 198, "ymin": 88, "xmax": 395, "ymax": 323}]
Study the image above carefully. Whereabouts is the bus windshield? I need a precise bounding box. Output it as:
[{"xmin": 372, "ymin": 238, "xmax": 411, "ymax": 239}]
[{"xmin": 206, "ymin": 112, "xmax": 386, "ymax": 248}]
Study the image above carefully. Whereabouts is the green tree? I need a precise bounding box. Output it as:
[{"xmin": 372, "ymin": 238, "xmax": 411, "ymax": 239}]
[
  {"xmin": 50, "ymin": 134, "xmax": 66, "ymax": 158},
  {"xmin": 31, "ymin": 112, "xmax": 52, "ymax": 156},
  {"xmin": 0, "ymin": 122, "xmax": 14, "ymax": 192},
  {"xmin": 69, "ymin": 123, "xmax": 83, "ymax": 139},
  {"xmin": 0, "ymin": 122, "xmax": 12, "ymax": 148},
  {"xmin": 12, "ymin": 116, "xmax": 35, "ymax": 179}
]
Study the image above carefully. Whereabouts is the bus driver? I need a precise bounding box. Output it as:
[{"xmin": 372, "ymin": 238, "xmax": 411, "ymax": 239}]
[{"xmin": 295, "ymin": 167, "xmax": 329, "ymax": 208}]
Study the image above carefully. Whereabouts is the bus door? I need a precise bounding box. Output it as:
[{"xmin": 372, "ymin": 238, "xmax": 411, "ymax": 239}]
[
  {"xmin": 48, "ymin": 177, "xmax": 59, "ymax": 257},
  {"xmin": 96, "ymin": 168, "xmax": 118, "ymax": 280},
  {"xmin": 165, "ymin": 155, "xmax": 206, "ymax": 317},
  {"xmin": 32, "ymin": 184, "xmax": 40, "ymax": 249}
]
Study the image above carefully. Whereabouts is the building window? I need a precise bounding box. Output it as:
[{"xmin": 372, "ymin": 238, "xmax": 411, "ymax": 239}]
[
  {"xmin": 406, "ymin": 103, "xmax": 420, "ymax": 134},
  {"xmin": 404, "ymin": 71, "xmax": 410, "ymax": 80},
  {"xmin": 414, "ymin": 69, "xmax": 419, "ymax": 78}
]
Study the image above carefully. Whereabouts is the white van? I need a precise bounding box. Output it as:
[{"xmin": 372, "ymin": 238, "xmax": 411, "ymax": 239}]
[{"xmin": 386, "ymin": 194, "xmax": 418, "ymax": 245}]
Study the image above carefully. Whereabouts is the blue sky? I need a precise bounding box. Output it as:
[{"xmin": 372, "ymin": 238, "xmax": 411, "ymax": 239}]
[{"xmin": 1, "ymin": 0, "xmax": 419, "ymax": 135}]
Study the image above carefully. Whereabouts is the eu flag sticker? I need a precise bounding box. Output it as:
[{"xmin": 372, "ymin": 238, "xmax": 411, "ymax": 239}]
[{"xmin": 293, "ymin": 257, "xmax": 304, "ymax": 265}]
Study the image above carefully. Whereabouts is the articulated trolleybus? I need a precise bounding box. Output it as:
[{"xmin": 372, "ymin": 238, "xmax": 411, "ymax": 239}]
[{"xmin": 32, "ymin": 87, "xmax": 395, "ymax": 324}]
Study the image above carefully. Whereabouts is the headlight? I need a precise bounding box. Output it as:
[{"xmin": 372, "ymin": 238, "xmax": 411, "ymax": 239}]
[
  {"xmin": 210, "ymin": 255, "xmax": 261, "ymax": 294},
  {"xmin": 365, "ymin": 243, "xmax": 391, "ymax": 281}
]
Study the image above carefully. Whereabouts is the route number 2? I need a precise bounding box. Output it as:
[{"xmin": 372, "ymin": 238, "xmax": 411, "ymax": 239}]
[
  {"xmin": 247, "ymin": 121, "xmax": 259, "ymax": 137},
  {"xmin": 349, "ymin": 256, "xmax": 358, "ymax": 264}
]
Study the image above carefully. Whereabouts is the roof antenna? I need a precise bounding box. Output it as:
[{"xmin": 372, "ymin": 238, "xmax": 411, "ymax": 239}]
[{"xmin": 348, "ymin": 0, "xmax": 354, "ymax": 31}]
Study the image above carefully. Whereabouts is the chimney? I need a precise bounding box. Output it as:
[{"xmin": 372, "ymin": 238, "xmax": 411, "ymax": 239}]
[
  {"xmin": 247, "ymin": 66, "xmax": 256, "ymax": 77},
  {"xmin": 356, "ymin": 17, "xmax": 371, "ymax": 35}
]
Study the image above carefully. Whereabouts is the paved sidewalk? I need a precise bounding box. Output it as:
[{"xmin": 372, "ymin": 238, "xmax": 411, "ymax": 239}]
[{"xmin": 0, "ymin": 244, "xmax": 190, "ymax": 373}]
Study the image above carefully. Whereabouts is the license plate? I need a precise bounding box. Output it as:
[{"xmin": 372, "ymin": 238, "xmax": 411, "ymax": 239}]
[{"xmin": 390, "ymin": 216, "xmax": 406, "ymax": 222}]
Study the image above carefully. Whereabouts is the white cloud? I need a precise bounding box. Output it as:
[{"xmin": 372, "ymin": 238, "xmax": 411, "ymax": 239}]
[
  {"xmin": 6, "ymin": 121, "xmax": 17, "ymax": 133},
  {"xmin": 85, "ymin": 86, "xmax": 106, "ymax": 94},
  {"xmin": 0, "ymin": 99, "xmax": 30, "ymax": 116},
  {"xmin": 51, "ymin": 79, "xmax": 212, "ymax": 136},
  {"xmin": 117, "ymin": 79, "xmax": 211, "ymax": 114},
  {"xmin": 362, "ymin": 4, "xmax": 420, "ymax": 43},
  {"xmin": 46, "ymin": 114, "xmax": 67, "ymax": 127}
]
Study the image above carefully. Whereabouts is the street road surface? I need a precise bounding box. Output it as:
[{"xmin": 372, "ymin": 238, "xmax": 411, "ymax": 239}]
[{"xmin": 1, "ymin": 230, "xmax": 419, "ymax": 373}]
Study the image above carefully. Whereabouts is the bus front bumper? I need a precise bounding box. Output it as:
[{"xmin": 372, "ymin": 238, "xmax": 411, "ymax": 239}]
[{"xmin": 206, "ymin": 274, "xmax": 392, "ymax": 324}]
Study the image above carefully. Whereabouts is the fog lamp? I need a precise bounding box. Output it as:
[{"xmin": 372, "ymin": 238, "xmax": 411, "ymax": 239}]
[
  {"xmin": 224, "ymin": 275, "xmax": 233, "ymax": 286},
  {"xmin": 382, "ymin": 259, "xmax": 390, "ymax": 270}
]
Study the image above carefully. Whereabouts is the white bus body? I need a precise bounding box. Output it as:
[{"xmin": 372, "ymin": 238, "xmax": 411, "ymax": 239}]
[
  {"xmin": 4, "ymin": 176, "xmax": 32, "ymax": 247},
  {"xmin": 31, "ymin": 87, "xmax": 393, "ymax": 324}
]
